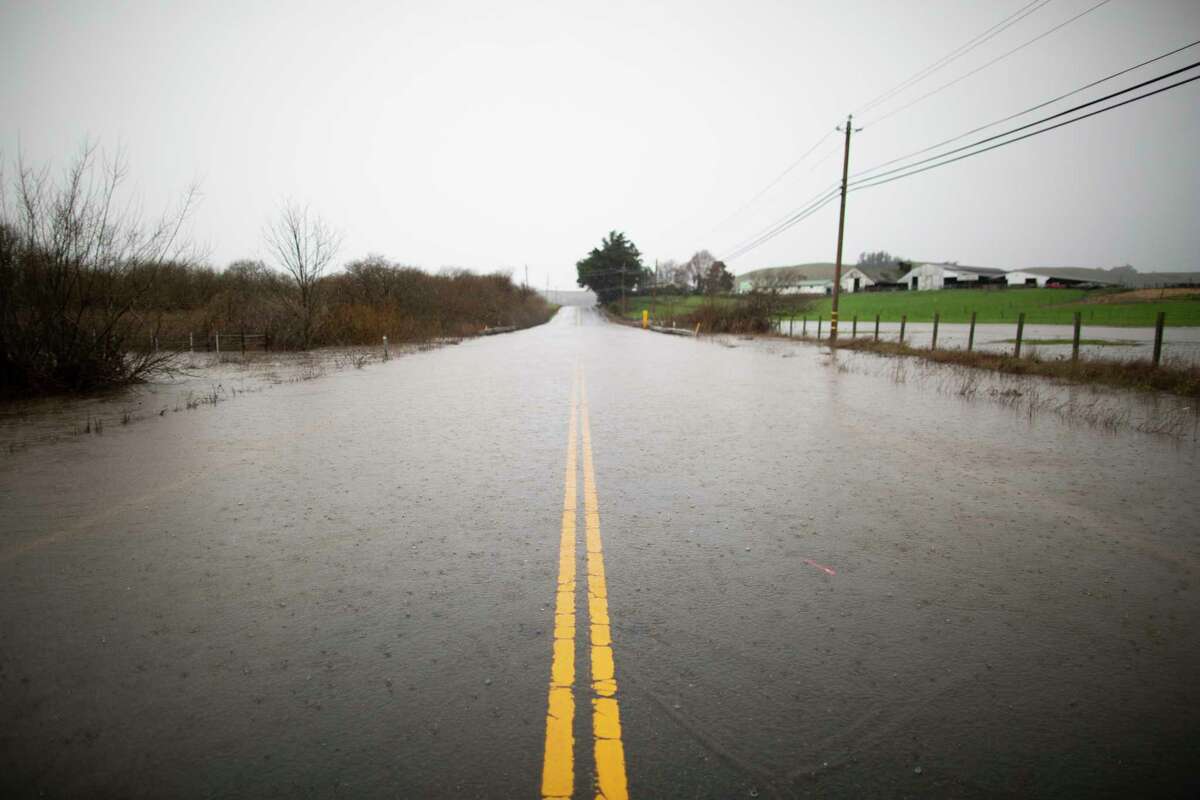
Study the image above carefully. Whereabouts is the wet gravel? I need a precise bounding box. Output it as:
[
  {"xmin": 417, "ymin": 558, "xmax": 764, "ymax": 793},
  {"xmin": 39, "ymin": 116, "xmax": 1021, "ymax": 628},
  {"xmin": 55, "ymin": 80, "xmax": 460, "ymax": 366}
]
[{"xmin": 1, "ymin": 307, "xmax": 1197, "ymax": 798}]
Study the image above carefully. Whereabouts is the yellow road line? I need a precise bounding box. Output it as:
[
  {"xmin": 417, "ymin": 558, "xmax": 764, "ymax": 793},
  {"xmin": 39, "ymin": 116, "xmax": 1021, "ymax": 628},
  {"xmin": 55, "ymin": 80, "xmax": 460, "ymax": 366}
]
[
  {"xmin": 580, "ymin": 372, "xmax": 629, "ymax": 800},
  {"xmin": 542, "ymin": 370, "xmax": 580, "ymax": 800}
]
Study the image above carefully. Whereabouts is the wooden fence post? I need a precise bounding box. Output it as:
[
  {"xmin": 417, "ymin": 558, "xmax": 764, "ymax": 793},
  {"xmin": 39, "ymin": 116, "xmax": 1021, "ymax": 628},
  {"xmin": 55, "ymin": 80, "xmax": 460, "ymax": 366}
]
[
  {"xmin": 899, "ymin": 315, "xmax": 906, "ymax": 343},
  {"xmin": 1152, "ymin": 311, "xmax": 1165, "ymax": 366},
  {"xmin": 802, "ymin": 316, "xmax": 807, "ymax": 336},
  {"xmin": 967, "ymin": 312, "xmax": 976, "ymax": 352},
  {"xmin": 241, "ymin": 328, "xmax": 246, "ymax": 355},
  {"xmin": 789, "ymin": 318, "xmax": 793, "ymax": 337},
  {"xmin": 189, "ymin": 332, "xmax": 194, "ymax": 353},
  {"xmin": 383, "ymin": 335, "xmax": 390, "ymax": 361},
  {"xmin": 931, "ymin": 312, "xmax": 940, "ymax": 351},
  {"xmin": 874, "ymin": 314, "xmax": 880, "ymax": 341},
  {"xmin": 1014, "ymin": 313, "xmax": 1025, "ymax": 358},
  {"xmin": 817, "ymin": 317, "xmax": 823, "ymax": 340},
  {"xmin": 1072, "ymin": 312, "xmax": 1081, "ymax": 362},
  {"xmin": 852, "ymin": 315, "xmax": 858, "ymax": 339}
]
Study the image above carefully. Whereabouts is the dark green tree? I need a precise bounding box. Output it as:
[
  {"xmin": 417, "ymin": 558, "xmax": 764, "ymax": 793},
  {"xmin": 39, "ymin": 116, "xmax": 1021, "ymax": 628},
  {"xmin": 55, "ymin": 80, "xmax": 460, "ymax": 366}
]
[
  {"xmin": 702, "ymin": 260, "xmax": 735, "ymax": 294},
  {"xmin": 576, "ymin": 231, "xmax": 643, "ymax": 305}
]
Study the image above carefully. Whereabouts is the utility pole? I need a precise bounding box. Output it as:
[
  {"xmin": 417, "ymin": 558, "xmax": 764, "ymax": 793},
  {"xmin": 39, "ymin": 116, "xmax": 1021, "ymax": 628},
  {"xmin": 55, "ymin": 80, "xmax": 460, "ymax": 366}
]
[{"xmin": 830, "ymin": 114, "xmax": 860, "ymax": 342}]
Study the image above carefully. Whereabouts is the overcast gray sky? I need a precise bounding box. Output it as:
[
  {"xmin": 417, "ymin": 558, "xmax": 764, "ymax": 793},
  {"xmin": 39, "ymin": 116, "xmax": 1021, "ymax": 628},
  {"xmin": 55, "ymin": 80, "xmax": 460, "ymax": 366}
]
[{"xmin": 3, "ymin": 0, "xmax": 1198, "ymax": 286}]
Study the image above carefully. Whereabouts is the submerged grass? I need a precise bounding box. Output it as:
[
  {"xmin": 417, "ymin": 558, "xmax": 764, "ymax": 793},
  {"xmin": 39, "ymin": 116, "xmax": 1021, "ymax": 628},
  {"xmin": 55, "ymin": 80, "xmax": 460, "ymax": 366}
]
[
  {"xmin": 834, "ymin": 349, "xmax": 1199, "ymax": 440},
  {"xmin": 833, "ymin": 338, "xmax": 1200, "ymax": 398}
]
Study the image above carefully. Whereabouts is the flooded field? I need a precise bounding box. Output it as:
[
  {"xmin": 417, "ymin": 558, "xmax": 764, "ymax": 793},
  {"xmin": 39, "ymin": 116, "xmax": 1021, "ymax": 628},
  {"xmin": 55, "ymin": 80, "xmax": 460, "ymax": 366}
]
[
  {"xmin": 0, "ymin": 343, "xmax": 432, "ymax": 454},
  {"xmin": 2, "ymin": 308, "xmax": 1197, "ymax": 798},
  {"xmin": 776, "ymin": 320, "xmax": 1200, "ymax": 365}
]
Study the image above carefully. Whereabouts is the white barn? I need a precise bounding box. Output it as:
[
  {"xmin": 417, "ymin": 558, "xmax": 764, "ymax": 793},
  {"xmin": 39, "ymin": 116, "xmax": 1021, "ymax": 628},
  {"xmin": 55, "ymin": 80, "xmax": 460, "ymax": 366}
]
[
  {"xmin": 1004, "ymin": 267, "xmax": 1123, "ymax": 288},
  {"xmin": 897, "ymin": 262, "xmax": 1006, "ymax": 291}
]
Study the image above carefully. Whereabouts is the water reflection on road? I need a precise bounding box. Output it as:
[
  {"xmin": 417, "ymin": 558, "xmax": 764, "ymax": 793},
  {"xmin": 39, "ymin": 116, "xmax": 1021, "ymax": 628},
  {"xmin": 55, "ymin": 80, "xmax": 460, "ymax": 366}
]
[{"xmin": 1, "ymin": 307, "xmax": 1197, "ymax": 798}]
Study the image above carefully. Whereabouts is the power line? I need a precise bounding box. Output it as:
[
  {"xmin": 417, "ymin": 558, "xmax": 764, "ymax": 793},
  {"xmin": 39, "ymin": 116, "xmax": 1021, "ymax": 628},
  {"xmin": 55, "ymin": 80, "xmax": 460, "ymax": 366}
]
[
  {"xmin": 850, "ymin": 59, "xmax": 1200, "ymax": 187},
  {"xmin": 712, "ymin": 127, "xmax": 837, "ymax": 230},
  {"xmin": 855, "ymin": 0, "xmax": 1052, "ymax": 115},
  {"xmin": 849, "ymin": 72, "xmax": 1200, "ymax": 193},
  {"xmin": 721, "ymin": 58, "xmax": 1199, "ymax": 262},
  {"xmin": 863, "ymin": 0, "xmax": 1115, "ymax": 127},
  {"xmin": 722, "ymin": 187, "xmax": 842, "ymax": 262},
  {"xmin": 851, "ymin": 38, "xmax": 1200, "ymax": 181},
  {"xmin": 720, "ymin": 182, "xmax": 839, "ymax": 260}
]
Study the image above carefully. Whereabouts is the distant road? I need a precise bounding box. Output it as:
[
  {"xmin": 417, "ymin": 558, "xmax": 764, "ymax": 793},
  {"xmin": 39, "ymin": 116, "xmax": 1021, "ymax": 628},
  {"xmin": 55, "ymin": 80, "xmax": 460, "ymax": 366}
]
[
  {"xmin": 1, "ymin": 307, "xmax": 1198, "ymax": 798},
  {"xmin": 541, "ymin": 288, "xmax": 596, "ymax": 306}
]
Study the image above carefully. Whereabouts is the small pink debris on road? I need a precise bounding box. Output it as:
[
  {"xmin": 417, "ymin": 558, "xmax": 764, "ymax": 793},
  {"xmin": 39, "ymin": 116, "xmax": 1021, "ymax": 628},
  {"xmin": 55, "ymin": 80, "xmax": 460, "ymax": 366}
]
[{"xmin": 803, "ymin": 559, "xmax": 836, "ymax": 576}]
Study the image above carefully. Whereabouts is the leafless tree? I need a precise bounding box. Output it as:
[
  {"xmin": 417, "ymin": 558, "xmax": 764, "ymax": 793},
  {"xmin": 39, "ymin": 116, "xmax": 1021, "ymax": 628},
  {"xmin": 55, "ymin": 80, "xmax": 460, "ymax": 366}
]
[
  {"xmin": 0, "ymin": 142, "xmax": 198, "ymax": 392},
  {"xmin": 265, "ymin": 201, "xmax": 342, "ymax": 349},
  {"xmin": 683, "ymin": 250, "xmax": 715, "ymax": 293}
]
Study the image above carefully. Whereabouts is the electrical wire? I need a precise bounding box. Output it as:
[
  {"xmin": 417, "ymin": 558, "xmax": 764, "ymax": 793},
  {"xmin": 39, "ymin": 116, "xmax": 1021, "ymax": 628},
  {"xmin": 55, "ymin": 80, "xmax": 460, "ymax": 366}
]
[
  {"xmin": 863, "ymin": 0, "xmax": 1115, "ymax": 127},
  {"xmin": 720, "ymin": 57, "xmax": 1199, "ymax": 261},
  {"xmin": 851, "ymin": 38, "xmax": 1200, "ymax": 180},
  {"xmin": 855, "ymin": 0, "xmax": 1052, "ymax": 115},
  {"xmin": 850, "ymin": 59, "xmax": 1200, "ymax": 187},
  {"xmin": 722, "ymin": 187, "xmax": 842, "ymax": 262},
  {"xmin": 720, "ymin": 182, "xmax": 840, "ymax": 259},
  {"xmin": 712, "ymin": 127, "xmax": 837, "ymax": 230},
  {"xmin": 849, "ymin": 72, "xmax": 1200, "ymax": 193}
]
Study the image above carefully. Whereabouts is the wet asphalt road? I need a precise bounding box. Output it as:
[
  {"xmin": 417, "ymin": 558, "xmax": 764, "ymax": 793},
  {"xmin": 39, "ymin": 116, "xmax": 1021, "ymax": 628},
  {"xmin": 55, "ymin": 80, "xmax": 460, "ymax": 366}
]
[{"xmin": 2, "ymin": 307, "xmax": 1198, "ymax": 799}]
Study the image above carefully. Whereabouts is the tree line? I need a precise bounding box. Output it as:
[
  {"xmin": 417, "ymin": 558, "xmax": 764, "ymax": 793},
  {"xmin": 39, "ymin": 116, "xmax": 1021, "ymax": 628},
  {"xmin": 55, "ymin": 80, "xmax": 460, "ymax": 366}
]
[
  {"xmin": 0, "ymin": 146, "xmax": 552, "ymax": 396},
  {"xmin": 575, "ymin": 231, "xmax": 735, "ymax": 305}
]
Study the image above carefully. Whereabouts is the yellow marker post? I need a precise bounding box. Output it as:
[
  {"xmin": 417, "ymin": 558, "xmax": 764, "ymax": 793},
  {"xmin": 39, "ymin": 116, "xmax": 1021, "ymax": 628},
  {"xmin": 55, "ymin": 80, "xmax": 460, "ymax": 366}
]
[{"xmin": 641, "ymin": 310, "xmax": 648, "ymax": 329}]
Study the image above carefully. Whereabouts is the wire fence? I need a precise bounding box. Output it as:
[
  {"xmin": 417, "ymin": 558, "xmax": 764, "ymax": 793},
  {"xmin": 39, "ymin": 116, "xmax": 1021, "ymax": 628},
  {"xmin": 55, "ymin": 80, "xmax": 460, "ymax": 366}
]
[
  {"xmin": 774, "ymin": 310, "xmax": 1174, "ymax": 366},
  {"xmin": 139, "ymin": 331, "xmax": 274, "ymax": 354}
]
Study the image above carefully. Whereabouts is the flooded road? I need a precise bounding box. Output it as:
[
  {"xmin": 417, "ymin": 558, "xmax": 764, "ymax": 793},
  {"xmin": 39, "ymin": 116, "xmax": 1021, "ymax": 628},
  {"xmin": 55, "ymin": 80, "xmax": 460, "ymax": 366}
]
[{"xmin": 2, "ymin": 308, "xmax": 1198, "ymax": 798}]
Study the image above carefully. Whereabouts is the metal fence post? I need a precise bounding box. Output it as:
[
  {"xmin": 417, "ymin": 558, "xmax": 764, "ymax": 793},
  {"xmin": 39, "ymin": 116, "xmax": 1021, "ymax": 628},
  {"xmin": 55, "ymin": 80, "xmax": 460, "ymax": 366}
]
[
  {"xmin": 189, "ymin": 332, "xmax": 194, "ymax": 353},
  {"xmin": 874, "ymin": 314, "xmax": 880, "ymax": 341},
  {"xmin": 931, "ymin": 312, "xmax": 940, "ymax": 351},
  {"xmin": 383, "ymin": 335, "xmax": 389, "ymax": 361},
  {"xmin": 852, "ymin": 315, "xmax": 858, "ymax": 339},
  {"xmin": 802, "ymin": 315, "xmax": 807, "ymax": 336},
  {"xmin": 1014, "ymin": 313, "xmax": 1025, "ymax": 358},
  {"xmin": 967, "ymin": 312, "xmax": 976, "ymax": 352},
  {"xmin": 899, "ymin": 315, "xmax": 906, "ymax": 343},
  {"xmin": 789, "ymin": 318, "xmax": 793, "ymax": 337},
  {"xmin": 215, "ymin": 332, "xmax": 221, "ymax": 356},
  {"xmin": 817, "ymin": 317, "xmax": 823, "ymax": 340}
]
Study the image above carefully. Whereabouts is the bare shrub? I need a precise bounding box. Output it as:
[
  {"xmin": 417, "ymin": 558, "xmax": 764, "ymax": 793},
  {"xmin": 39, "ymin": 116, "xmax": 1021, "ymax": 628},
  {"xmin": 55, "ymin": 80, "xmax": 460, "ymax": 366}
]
[{"xmin": 0, "ymin": 144, "xmax": 197, "ymax": 394}]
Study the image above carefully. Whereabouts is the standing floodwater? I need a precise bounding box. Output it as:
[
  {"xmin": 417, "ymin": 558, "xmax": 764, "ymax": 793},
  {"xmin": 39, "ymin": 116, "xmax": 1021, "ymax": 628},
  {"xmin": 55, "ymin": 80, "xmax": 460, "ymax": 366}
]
[{"xmin": 1, "ymin": 309, "xmax": 1198, "ymax": 798}]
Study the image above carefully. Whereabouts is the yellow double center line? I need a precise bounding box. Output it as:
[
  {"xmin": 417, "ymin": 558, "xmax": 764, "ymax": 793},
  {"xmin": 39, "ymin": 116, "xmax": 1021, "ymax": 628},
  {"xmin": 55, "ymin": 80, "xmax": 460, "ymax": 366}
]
[{"xmin": 542, "ymin": 368, "xmax": 629, "ymax": 800}]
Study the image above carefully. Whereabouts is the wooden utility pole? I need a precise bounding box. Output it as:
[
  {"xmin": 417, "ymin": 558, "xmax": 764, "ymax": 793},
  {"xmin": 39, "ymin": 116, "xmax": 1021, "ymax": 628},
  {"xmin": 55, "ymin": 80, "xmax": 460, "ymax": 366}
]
[
  {"xmin": 651, "ymin": 259, "xmax": 658, "ymax": 322},
  {"xmin": 830, "ymin": 114, "xmax": 859, "ymax": 342}
]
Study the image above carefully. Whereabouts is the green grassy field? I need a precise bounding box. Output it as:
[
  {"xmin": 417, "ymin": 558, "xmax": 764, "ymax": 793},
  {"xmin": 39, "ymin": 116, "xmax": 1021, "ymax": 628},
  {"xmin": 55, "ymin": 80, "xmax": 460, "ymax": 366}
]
[
  {"xmin": 621, "ymin": 288, "xmax": 1200, "ymax": 326},
  {"xmin": 793, "ymin": 288, "xmax": 1200, "ymax": 327},
  {"xmin": 620, "ymin": 295, "xmax": 733, "ymax": 322}
]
